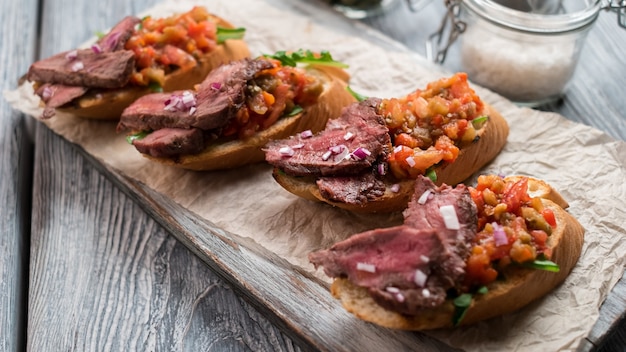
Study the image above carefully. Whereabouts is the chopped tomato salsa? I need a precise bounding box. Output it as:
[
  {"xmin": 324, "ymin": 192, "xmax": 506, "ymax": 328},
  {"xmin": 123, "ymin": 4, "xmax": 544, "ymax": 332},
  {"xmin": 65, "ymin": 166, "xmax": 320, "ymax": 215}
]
[
  {"xmin": 379, "ymin": 73, "xmax": 486, "ymax": 180},
  {"xmin": 124, "ymin": 6, "xmax": 223, "ymax": 87},
  {"xmin": 465, "ymin": 175, "xmax": 554, "ymax": 288},
  {"xmin": 221, "ymin": 57, "xmax": 324, "ymax": 140}
]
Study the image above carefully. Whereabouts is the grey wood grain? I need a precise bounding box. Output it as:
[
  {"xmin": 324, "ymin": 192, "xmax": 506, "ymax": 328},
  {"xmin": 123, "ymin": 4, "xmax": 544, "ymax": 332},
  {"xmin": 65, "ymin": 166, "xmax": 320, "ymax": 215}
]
[
  {"xmin": 0, "ymin": 0, "xmax": 37, "ymax": 351},
  {"xmin": 30, "ymin": 122, "xmax": 306, "ymax": 352},
  {"xmin": 27, "ymin": 0, "xmax": 303, "ymax": 351}
]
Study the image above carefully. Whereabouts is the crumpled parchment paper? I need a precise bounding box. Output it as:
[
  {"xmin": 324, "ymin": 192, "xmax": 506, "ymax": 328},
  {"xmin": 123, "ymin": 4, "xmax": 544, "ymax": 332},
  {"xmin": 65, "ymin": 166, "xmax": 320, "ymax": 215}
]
[{"xmin": 4, "ymin": 0, "xmax": 626, "ymax": 350}]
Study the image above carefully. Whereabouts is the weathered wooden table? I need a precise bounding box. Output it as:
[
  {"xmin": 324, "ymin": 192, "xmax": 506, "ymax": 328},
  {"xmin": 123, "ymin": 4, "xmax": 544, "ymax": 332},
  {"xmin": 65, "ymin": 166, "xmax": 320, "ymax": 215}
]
[{"xmin": 1, "ymin": 0, "xmax": 624, "ymax": 351}]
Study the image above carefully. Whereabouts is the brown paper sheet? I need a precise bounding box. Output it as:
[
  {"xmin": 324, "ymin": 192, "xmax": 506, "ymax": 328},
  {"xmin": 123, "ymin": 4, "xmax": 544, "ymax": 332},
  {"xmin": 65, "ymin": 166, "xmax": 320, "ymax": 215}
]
[{"xmin": 5, "ymin": 0, "xmax": 626, "ymax": 350}]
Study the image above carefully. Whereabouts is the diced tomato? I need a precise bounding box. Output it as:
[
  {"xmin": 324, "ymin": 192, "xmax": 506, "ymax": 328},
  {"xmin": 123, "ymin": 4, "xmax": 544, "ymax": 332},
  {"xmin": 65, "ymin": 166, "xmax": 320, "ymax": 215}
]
[
  {"xmin": 394, "ymin": 133, "xmax": 420, "ymax": 148},
  {"xmin": 542, "ymin": 208, "xmax": 557, "ymax": 227},
  {"xmin": 503, "ymin": 177, "xmax": 530, "ymax": 214},
  {"xmin": 531, "ymin": 230, "xmax": 548, "ymax": 247}
]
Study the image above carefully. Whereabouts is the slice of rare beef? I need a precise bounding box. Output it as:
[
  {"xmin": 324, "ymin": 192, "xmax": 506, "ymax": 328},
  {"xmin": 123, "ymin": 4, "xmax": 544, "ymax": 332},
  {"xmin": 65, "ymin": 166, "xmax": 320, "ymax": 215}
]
[
  {"xmin": 35, "ymin": 84, "xmax": 89, "ymax": 119},
  {"xmin": 316, "ymin": 172, "xmax": 386, "ymax": 205},
  {"xmin": 309, "ymin": 225, "xmax": 460, "ymax": 315},
  {"xmin": 28, "ymin": 49, "xmax": 135, "ymax": 88},
  {"xmin": 265, "ymin": 98, "xmax": 390, "ymax": 177},
  {"xmin": 97, "ymin": 16, "xmax": 141, "ymax": 52},
  {"xmin": 132, "ymin": 127, "xmax": 204, "ymax": 158},
  {"xmin": 117, "ymin": 58, "xmax": 274, "ymax": 133},
  {"xmin": 404, "ymin": 175, "xmax": 478, "ymax": 261}
]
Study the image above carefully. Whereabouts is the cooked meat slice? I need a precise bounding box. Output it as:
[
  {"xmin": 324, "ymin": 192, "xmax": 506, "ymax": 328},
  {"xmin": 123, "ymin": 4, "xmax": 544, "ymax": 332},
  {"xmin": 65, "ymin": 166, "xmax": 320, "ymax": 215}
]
[
  {"xmin": 132, "ymin": 128, "xmax": 204, "ymax": 158},
  {"xmin": 117, "ymin": 58, "xmax": 275, "ymax": 133},
  {"xmin": 316, "ymin": 172, "xmax": 386, "ymax": 205},
  {"xmin": 265, "ymin": 98, "xmax": 390, "ymax": 176},
  {"xmin": 27, "ymin": 49, "xmax": 135, "ymax": 88}
]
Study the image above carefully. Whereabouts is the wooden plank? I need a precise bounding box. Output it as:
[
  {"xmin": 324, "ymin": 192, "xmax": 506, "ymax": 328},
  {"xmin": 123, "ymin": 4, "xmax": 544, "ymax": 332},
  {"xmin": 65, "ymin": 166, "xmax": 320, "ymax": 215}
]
[
  {"xmin": 29, "ymin": 127, "xmax": 306, "ymax": 351},
  {"xmin": 0, "ymin": 0, "xmax": 38, "ymax": 351},
  {"xmin": 26, "ymin": 0, "xmax": 306, "ymax": 351}
]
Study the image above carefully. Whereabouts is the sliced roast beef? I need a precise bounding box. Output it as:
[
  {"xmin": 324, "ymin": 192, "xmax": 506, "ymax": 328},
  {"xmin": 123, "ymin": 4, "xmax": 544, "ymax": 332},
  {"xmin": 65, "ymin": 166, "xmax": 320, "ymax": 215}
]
[
  {"xmin": 117, "ymin": 58, "xmax": 274, "ymax": 133},
  {"xmin": 132, "ymin": 127, "xmax": 204, "ymax": 158},
  {"xmin": 404, "ymin": 175, "xmax": 478, "ymax": 264},
  {"xmin": 96, "ymin": 16, "xmax": 140, "ymax": 52},
  {"xmin": 309, "ymin": 225, "xmax": 463, "ymax": 315},
  {"xmin": 316, "ymin": 171, "xmax": 386, "ymax": 205},
  {"xmin": 35, "ymin": 84, "xmax": 89, "ymax": 119},
  {"xmin": 27, "ymin": 49, "xmax": 135, "ymax": 88},
  {"xmin": 265, "ymin": 98, "xmax": 390, "ymax": 177}
]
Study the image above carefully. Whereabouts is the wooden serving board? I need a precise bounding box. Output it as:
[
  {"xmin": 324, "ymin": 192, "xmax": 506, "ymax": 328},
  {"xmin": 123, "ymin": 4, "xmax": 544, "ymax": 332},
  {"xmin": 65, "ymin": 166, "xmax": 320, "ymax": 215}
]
[{"xmin": 12, "ymin": 0, "xmax": 625, "ymax": 350}]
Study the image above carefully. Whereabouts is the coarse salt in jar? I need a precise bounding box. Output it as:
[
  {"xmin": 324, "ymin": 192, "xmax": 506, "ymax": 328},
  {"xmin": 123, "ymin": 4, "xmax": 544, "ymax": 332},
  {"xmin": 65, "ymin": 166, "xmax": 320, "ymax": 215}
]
[{"xmin": 423, "ymin": 0, "xmax": 625, "ymax": 107}]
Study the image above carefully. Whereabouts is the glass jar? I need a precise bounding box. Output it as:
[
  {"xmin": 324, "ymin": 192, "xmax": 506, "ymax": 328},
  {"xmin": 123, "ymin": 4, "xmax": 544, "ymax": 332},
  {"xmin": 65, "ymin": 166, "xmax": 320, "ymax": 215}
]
[
  {"xmin": 325, "ymin": 0, "xmax": 401, "ymax": 19},
  {"xmin": 458, "ymin": 0, "xmax": 601, "ymax": 106},
  {"xmin": 419, "ymin": 0, "xmax": 625, "ymax": 107}
]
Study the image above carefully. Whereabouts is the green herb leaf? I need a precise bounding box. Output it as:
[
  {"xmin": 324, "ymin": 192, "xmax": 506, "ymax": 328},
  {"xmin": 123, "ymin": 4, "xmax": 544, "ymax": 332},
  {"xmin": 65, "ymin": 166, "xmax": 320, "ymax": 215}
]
[
  {"xmin": 346, "ymin": 86, "xmax": 368, "ymax": 102},
  {"xmin": 524, "ymin": 259, "xmax": 560, "ymax": 272},
  {"xmin": 264, "ymin": 49, "xmax": 348, "ymax": 68},
  {"xmin": 452, "ymin": 293, "xmax": 473, "ymax": 326},
  {"xmin": 95, "ymin": 31, "xmax": 106, "ymax": 39},
  {"xmin": 471, "ymin": 115, "xmax": 489, "ymax": 129},
  {"xmin": 217, "ymin": 27, "xmax": 246, "ymax": 44},
  {"xmin": 285, "ymin": 105, "xmax": 304, "ymax": 117},
  {"xmin": 425, "ymin": 168, "xmax": 437, "ymax": 183},
  {"xmin": 126, "ymin": 131, "xmax": 150, "ymax": 144},
  {"xmin": 148, "ymin": 82, "xmax": 163, "ymax": 93}
]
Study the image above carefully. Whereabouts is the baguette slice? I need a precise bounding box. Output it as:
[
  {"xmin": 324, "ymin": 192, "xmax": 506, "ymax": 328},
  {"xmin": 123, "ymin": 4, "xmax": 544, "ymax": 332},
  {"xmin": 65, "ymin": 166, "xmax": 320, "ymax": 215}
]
[
  {"xmin": 327, "ymin": 177, "xmax": 584, "ymax": 330},
  {"xmin": 272, "ymin": 103, "xmax": 510, "ymax": 213},
  {"xmin": 56, "ymin": 17, "xmax": 250, "ymax": 120},
  {"xmin": 143, "ymin": 65, "xmax": 355, "ymax": 171}
]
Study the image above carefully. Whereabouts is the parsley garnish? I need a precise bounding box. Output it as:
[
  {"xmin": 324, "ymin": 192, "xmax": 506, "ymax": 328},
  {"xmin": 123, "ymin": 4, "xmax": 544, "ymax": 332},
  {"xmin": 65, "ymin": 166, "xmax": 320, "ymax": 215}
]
[
  {"xmin": 264, "ymin": 49, "xmax": 348, "ymax": 68},
  {"xmin": 425, "ymin": 168, "xmax": 438, "ymax": 183},
  {"xmin": 285, "ymin": 105, "xmax": 304, "ymax": 117},
  {"xmin": 217, "ymin": 27, "xmax": 246, "ymax": 44},
  {"xmin": 452, "ymin": 286, "xmax": 488, "ymax": 326},
  {"xmin": 126, "ymin": 131, "xmax": 150, "ymax": 144},
  {"xmin": 471, "ymin": 115, "xmax": 489, "ymax": 129},
  {"xmin": 346, "ymin": 86, "xmax": 368, "ymax": 102},
  {"xmin": 148, "ymin": 82, "xmax": 163, "ymax": 93},
  {"xmin": 524, "ymin": 259, "xmax": 560, "ymax": 272}
]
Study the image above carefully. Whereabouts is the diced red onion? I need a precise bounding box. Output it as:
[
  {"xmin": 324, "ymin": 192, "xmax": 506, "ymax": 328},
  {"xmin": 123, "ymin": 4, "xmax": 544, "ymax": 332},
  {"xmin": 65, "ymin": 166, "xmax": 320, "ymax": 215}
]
[
  {"xmin": 41, "ymin": 86, "xmax": 53, "ymax": 100},
  {"xmin": 65, "ymin": 50, "xmax": 78, "ymax": 60},
  {"xmin": 291, "ymin": 143, "xmax": 304, "ymax": 149},
  {"xmin": 492, "ymin": 222, "xmax": 508, "ymax": 246},
  {"xmin": 164, "ymin": 91, "xmax": 196, "ymax": 113},
  {"xmin": 385, "ymin": 286, "xmax": 400, "ymax": 294},
  {"xmin": 343, "ymin": 131, "xmax": 354, "ymax": 141},
  {"xmin": 417, "ymin": 189, "xmax": 432, "ymax": 205},
  {"xmin": 356, "ymin": 262, "xmax": 376, "ymax": 273},
  {"xmin": 420, "ymin": 255, "xmax": 430, "ymax": 263},
  {"xmin": 322, "ymin": 150, "xmax": 332, "ymax": 161},
  {"xmin": 422, "ymin": 288, "xmax": 431, "ymax": 298},
  {"xmin": 71, "ymin": 61, "xmax": 84, "ymax": 72},
  {"xmin": 351, "ymin": 147, "xmax": 371, "ymax": 161},
  {"xmin": 279, "ymin": 146, "xmax": 295, "ymax": 157},
  {"xmin": 300, "ymin": 130, "xmax": 313, "ymax": 139},
  {"xmin": 414, "ymin": 269, "xmax": 428, "ymax": 287},
  {"xmin": 377, "ymin": 163, "xmax": 386, "ymax": 176},
  {"xmin": 393, "ymin": 145, "xmax": 403, "ymax": 154},
  {"xmin": 390, "ymin": 184, "xmax": 400, "ymax": 193},
  {"xmin": 405, "ymin": 156, "xmax": 416, "ymax": 168},
  {"xmin": 91, "ymin": 44, "xmax": 103, "ymax": 54},
  {"xmin": 331, "ymin": 145, "xmax": 350, "ymax": 163},
  {"xmin": 439, "ymin": 205, "xmax": 460, "ymax": 230},
  {"xmin": 210, "ymin": 82, "xmax": 222, "ymax": 90},
  {"xmin": 330, "ymin": 145, "xmax": 345, "ymax": 154},
  {"xmin": 395, "ymin": 292, "xmax": 405, "ymax": 302}
]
